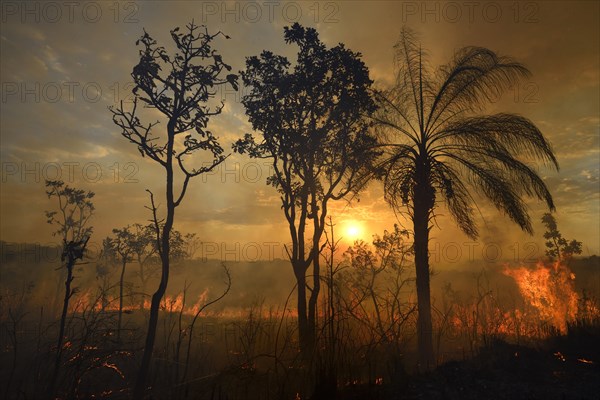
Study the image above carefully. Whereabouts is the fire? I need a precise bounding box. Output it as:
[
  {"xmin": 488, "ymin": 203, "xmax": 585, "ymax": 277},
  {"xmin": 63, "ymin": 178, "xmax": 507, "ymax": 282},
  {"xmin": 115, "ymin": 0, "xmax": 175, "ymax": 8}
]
[
  {"xmin": 66, "ymin": 288, "xmax": 298, "ymax": 320},
  {"xmin": 68, "ymin": 289, "xmax": 210, "ymax": 316},
  {"xmin": 503, "ymin": 261, "xmax": 579, "ymax": 334},
  {"xmin": 159, "ymin": 290, "xmax": 210, "ymax": 315}
]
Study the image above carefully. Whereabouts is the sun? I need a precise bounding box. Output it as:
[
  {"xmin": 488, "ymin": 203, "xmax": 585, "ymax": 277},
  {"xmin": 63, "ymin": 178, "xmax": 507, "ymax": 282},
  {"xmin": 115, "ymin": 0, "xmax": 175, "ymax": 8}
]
[{"xmin": 344, "ymin": 221, "xmax": 364, "ymax": 241}]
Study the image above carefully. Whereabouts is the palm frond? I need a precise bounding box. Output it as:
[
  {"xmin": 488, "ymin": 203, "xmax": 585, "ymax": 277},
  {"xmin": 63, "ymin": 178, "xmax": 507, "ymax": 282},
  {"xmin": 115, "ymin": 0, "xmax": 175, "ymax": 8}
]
[
  {"xmin": 443, "ymin": 153, "xmax": 534, "ymax": 234},
  {"xmin": 433, "ymin": 113, "xmax": 558, "ymax": 169},
  {"xmin": 426, "ymin": 48, "xmax": 530, "ymax": 134},
  {"xmin": 392, "ymin": 27, "xmax": 436, "ymax": 134},
  {"xmin": 376, "ymin": 29, "xmax": 557, "ymax": 240},
  {"xmin": 430, "ymin": 160, "xmax": 478, "ymax": 238}
]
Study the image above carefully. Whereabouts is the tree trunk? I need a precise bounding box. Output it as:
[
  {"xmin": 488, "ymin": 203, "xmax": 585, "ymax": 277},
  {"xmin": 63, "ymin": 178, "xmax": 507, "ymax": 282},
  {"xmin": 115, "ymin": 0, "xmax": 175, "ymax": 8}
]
[
  {"xmin": 295, "ymin": 265, "xmax": 311, "ymax": 354},
  {"xmin": 307, "ymin": 252, "xmax": 320, "ymax": 350},
  {"xmin": 307, "ymin": 192, "xmax": 325, "ymax": 354},
  {"xmin": 133, "ymin": 270, "xmax": 167, "ymax": 398},
  {"xmin": 413, "ymin": 182, "xmax": 435, "ymax": 370},
  {"xmin": 133, "ymin": 222, "xmax": 172, "ymax": 398},
  {"xmin": 139, "ymin": 259, "xmax": 147, "ymax": 311},
  {"xmin": 140, "ymin": 280, "xmax": 147, "ymax": 311},
  {"xmin": 117, "ymin": 258, "xmax": 126, "ymax": 342},
  {"xmin": 133, "ymin": 131, "xmax": 175, "ymax": 399},
  {"xmin": 48, "ymin": 258, "xmax": 74, "ymax": 398}
]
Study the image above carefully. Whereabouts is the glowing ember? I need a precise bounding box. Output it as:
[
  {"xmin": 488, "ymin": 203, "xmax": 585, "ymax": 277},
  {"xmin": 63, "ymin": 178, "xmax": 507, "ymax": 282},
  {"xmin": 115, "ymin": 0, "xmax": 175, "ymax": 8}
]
[
  {"xmin": 577, "ymin": 358, "xmax": 594, "ymax": 364},
  {"xmin": 102, "ymin": 362, "xmax": 125, "ymax": 379},
  {"xmin": 553, "ymin": 351, "xmax": 566, "ymax": 362}
]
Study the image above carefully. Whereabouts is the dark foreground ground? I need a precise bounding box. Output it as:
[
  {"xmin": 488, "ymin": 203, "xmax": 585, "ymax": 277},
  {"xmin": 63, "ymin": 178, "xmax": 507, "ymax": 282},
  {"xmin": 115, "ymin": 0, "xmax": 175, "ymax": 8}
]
[{"xmin": 335, "ymin": 329, "xmax": 599, "ymax": 400}]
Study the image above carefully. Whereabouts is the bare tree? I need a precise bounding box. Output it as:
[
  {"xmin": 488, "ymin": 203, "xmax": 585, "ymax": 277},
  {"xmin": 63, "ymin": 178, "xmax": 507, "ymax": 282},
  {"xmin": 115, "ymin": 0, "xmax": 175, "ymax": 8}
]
[{"xmin": 109, "ymin": 21, "xmax": 238, "ymax": 398}]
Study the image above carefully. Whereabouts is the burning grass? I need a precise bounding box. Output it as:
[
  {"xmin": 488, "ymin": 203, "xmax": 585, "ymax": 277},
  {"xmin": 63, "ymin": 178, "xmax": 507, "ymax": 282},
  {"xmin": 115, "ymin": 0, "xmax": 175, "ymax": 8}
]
[
  {"xmin": 503, "ymin": 261, "xmax": 579, "ymax": 334},
  {"xmin": 1, "ymin": 257, "xmax": 599, "ymax": 399}
]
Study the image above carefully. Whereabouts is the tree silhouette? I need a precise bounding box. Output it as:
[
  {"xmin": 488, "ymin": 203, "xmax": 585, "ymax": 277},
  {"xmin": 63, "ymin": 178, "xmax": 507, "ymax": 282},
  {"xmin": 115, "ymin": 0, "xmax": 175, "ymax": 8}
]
[
  {"xmin": 127, "ymin": 223, "xmax": 159, "ymax": 310},
  {"xmin": 344, "ymin": 224, "xmax": 413, "ymax": 341},
  {"xmin": 107, "ymin": 226, "xmax": 135, "ymax": 341},
  {"xmin": 235, "ymin": 23, "xmax": 378, "ymax": 354},
  {"xmin": 96, "ymin": 236, "xmax": 118, "ymax": 311},
  {"xmin": 44, "ymin": 180, "xmax": 94, "ymax": 397},
  {"xmin": 542, "ymin": 213, "xmax": 582, "ymax": 263},
  {"xmin": 109, "ymin": 21, "xmax": 238, "ymax": 398},
  {"xmin": 374, "ymin": 28, "xmax": 558, "ymax": 369},
  {"xmin": 167, "ymin": 227, "xmax": 191, "ymax": 263}
]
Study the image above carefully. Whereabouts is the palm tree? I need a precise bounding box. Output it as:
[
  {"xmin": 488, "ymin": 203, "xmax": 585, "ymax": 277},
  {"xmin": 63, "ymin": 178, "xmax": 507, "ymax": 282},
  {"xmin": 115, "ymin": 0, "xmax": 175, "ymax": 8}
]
[{"xmin": 374, "ymin": 28, "xmax": 558, "ymax": 369}]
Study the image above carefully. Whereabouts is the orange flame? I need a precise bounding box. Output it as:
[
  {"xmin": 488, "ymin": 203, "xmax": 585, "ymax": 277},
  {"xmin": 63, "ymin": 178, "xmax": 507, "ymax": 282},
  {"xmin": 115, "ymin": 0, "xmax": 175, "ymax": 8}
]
[
  {"xmin": 503, "ymin": 261, "xmax": 578, "ymax": 334},
  {"xmin": 67, "ymin": 289, "xmax": 297, "ymax": 320}
]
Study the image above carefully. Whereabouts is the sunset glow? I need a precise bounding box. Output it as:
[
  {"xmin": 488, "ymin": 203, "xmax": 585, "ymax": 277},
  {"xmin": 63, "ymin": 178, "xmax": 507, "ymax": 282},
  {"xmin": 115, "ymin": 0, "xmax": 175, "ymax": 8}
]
[
  {"xmin": 0, "ymin": 2, "xmax": 598, "ymax": 399},
  {"xmin": 343, "ymin": 220, "xmax": 365, "ymax": 242}
]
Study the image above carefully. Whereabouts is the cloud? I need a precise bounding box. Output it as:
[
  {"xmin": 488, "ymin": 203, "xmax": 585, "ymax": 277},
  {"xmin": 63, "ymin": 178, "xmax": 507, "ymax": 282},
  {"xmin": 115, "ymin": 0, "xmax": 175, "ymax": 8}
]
[
  {"xmin": 581, "ymin": 169, "xmax": 599, "ymax": 183},
  {"xmin": 1, "ymin": 1, "xmax": 598, "ymax": 257}
]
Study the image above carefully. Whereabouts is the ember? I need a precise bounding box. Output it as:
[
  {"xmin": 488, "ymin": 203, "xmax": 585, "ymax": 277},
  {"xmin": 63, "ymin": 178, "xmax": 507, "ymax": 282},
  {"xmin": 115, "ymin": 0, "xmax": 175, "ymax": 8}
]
[{"xmin": 577, "ymin": 358, "xmax": 594, "ymax": 364}]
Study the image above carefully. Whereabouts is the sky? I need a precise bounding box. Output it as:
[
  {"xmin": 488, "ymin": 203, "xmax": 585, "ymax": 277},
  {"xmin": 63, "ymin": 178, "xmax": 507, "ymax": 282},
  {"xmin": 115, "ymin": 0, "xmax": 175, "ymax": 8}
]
[{"xmin": 1, "ymin": 1, "xmax": 599, "ymax": 266}]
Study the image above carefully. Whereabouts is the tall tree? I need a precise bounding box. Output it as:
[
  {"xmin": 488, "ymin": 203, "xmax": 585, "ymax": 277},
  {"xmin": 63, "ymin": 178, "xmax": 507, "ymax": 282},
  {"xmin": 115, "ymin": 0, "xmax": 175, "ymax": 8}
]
[
  {"xmin": 375, "ymin": 28, "xmax": 558, "ymax": 369},
  {"xmin": 44, "ymin": 180, "xmax": 94, "ymax": 397},
  {"xmin": 110, "ymin": 21, "xmax": 237, "ymax": 398},
  {"xmin": 234, "ymin": 23, "xmax": 378, "ymax": 353}
]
